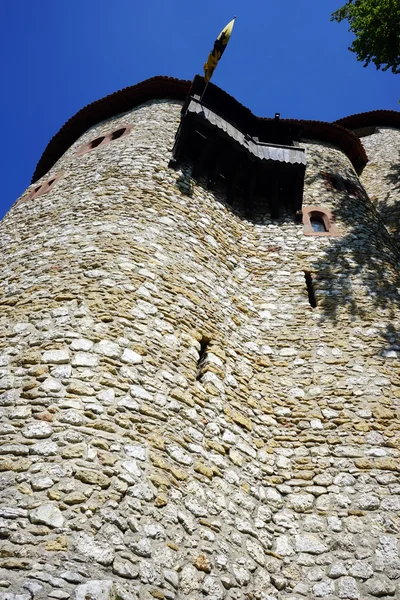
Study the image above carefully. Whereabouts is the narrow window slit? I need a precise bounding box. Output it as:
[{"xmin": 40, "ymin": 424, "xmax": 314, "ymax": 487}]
[
  {"xmin": 91, "ymin": 136, "xmax": 105, "ymax": 149},
  {"xmin": 304, "ymin": 271, "xmax": 317, "ymax": 308},
  {"xmin": 196, "ymin": 337, "xmax": 210, "ymax": 380},
  {"xmin": 111, "ymin": 128, "xmax": 126, "ymax": 140}
]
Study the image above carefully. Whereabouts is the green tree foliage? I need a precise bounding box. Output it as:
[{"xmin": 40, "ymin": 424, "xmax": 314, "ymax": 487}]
[{"xmin": 331, "ymin": 0, "xmax": 400, "ymax": 74}]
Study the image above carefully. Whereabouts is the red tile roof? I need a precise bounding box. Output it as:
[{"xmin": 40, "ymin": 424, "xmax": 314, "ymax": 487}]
[
  {"xmin": 335, "ymin": 110, "xmax": 400, "ymax": 130},
  {"xmin": 32, "ymin": 76, "xmax": 400, "ymax": 182},
  {"xmin": 32, "ymin": 76, "xmax": 191, "ymax": 182}
]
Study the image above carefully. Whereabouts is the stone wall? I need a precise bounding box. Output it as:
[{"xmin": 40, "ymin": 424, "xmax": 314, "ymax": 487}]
[
  {"xmin": 0, "ymin": 100, "xmax": 399, "ymax": 600},
  {"xmin": 359, "ymin": 128, "xmax": 400, "ymax": 246}
]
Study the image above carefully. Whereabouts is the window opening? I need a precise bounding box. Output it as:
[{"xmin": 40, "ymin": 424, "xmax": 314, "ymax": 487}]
[
  {"xmin": 111, "ymin": 128, "xmax": 126, "ymax": 140},
  {"xmin": 344, "ymin": 180, "xmax": 359, "ymax": 196},
  {"xmin": 330, "ymin": 176, "xmax": 345, "ymax": 191},
  {"xmin": 310, "ymin": 217, "xmax": 326, "ymax": 233},
  {"xmin": 304, "ymin": 271, "xmax": 317, "ymax": 308},
  {"xmin": 196, "ymin": 337, "xmax": 210, "ymax": 380},
  {"xmin": 302, "ymin": 206, "xmax": 339, "ymax": 237},
  {"xmin": 91, "ymin": 137, "xmax": 105, "ymax": 149},
  {"xmin": 25, "ymin": 174, "xmax": 62, "ymax": 202}
]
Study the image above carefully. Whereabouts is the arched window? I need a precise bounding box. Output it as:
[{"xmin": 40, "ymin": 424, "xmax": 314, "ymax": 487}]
[
  {"xmin": 302, "ymin": 206, "xmax": 339, "ymax": 237},
  {"xmin": 310, "ymin": 214, "xmax": 327, "ymax": 232}
]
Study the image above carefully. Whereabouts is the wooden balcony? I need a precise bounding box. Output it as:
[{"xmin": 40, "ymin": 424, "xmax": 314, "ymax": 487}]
[{"xmin": 172, "ymin": 78, "xmax": 306, "ymax": 220}]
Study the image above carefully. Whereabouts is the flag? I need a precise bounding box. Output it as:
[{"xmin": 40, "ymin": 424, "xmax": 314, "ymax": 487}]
[{"xmin": 203, "ymin": 17, "xmax": 235, "ymax": 83}]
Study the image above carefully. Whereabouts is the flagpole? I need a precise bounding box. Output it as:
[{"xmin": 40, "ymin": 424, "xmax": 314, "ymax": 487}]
[
  {"xmin": 201, "ymin": 16, "xmax": 236, "ymax": 105},
  {"xmin": 200, "ymin": 81, "xmax": 210, "ymax": 104}
]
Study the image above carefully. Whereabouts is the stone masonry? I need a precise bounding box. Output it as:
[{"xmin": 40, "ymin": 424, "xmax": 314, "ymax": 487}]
[
  {"xmin": 359, "ymin": 128, "xmax": 400, "ymax": 245},
  {"xmin": 0, "ymin": 82, "xmax": 399, "ymax": 600}
]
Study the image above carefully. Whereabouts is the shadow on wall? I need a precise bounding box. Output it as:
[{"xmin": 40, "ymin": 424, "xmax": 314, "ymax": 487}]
[
  {"xmin": 310, "ymin": 177, "xmax": 400, "ymax": 355},
  {"xmin": 175, "ymin": 169, "xmax": 194, "ymax": 197},
  {"xmin": 371, "ymin": 156, "xmax": 400, "ymax": 243},
  {"xmin": 173, "ymin": 163, "xmax": 301, "ymax": 225},
  {"xmin": 174, "ymin": 159, "xmax": 400, "ymax": 354}
]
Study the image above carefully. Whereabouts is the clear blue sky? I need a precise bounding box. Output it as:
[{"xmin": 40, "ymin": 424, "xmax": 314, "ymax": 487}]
[{"xmin": 0, "ymin": 0, "xmax": 398, "ymax": 218}]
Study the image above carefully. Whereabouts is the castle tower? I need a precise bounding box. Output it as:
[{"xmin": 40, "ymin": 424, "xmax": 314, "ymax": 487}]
[
  {"xmin": 336, "ymin": 111, "xmax": 400, "ymax": 247},
  {"xmin": 0, "ymin": 76, "xmax": 399, "ymax": 600}
]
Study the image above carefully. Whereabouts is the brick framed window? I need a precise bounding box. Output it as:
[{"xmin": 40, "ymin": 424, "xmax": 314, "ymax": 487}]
[
  {"xmin": 22, "ymin": 174, "xmax": 62, "ymax": 204},
  {"xmin": 15, "ymin": 173, "xmax": 62, "ymax": 208},
  {"xmin": 76, "ymin": 124, "xmax": 133, "ymax": 155},
  {"xmin": 302, "ymin": 205, "xmax": 339, "ymax": 237}
]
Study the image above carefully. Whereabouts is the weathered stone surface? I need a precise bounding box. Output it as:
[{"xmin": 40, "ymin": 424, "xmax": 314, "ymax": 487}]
[
  {"xmin": 112, "ymin": 557, "xmax": 139, "ymax": 579},
  {"xmin": 193, "ymin": 553, "xmax": 211, "ymax": 573},
  {"xmin": 96, "ymin": 340, "xmax": 120, "ymax": 358},
  {"xmin": 313, "ymin": 579, "xmax": 335, "ymax": 597},
  {"xmin": 338, "ymin": 576, "xmax": 359, "ymax": 599},
  {"xmin": 29, "ymin": 503, "xmax": 64, "ymax": 528},
  {"xmin": 287, "ymin": 493, "xmax": 314, "ymax": 512},
  {"xmin": 75, "ymin": 470, "xmax": 111, "ymax": 488},
  {"xmin": 295, "ymin": 534, "xmax": 328, "ymax": 554},
  {"xmin": 121, "ymin": 349, "xmax": 142, "ymax": 365},
  {"xmin": 355, "ymin": 494, "xmax": 380, "ymax": 511},
  {"xmin": 42, "ymin": 349, "xmax": 70, "ymax": 364},
  {"xmin": 0, "ymin": 92, "xmax": 399, "ymax": 600},
  {"xmin": 72, "ymin": 352, "xmax": 98, "ymax": 367},
  {"xmin": 71, "ymin": 532, "xmax": 114, "ymax": 566},
  {"xmin": 367, "ymin": 575, "xmax": 396, "ymax": 597},
  {"xmin": 74, "ymin": 580, "xmax": 114, "ymax": 600},
  {"xmin": 22, "ymin": 422, "xmax": 52, "ymax": 439},
  {"xmin": 180, "ymin": 564, "xmax": 200, "ymax": 594}
]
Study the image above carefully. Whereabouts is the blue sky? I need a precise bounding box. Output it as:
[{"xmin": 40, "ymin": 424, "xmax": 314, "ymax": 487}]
[{"xmin": 0, "ymin": 0, "xmax": 398, "ymax": 218}]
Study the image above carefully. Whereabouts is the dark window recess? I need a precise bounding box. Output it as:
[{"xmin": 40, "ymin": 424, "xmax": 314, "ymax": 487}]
[
  {"xmin": 344, "ymin": 180, "xmax": 359, "ymax": 196},
  {"xmin": 24, "ymin": 174, "xmax": 62, "ymax": 202},
  {"xmin": 196, "ymin": 337, "xmax": 210, "ymax": 380},
  {"xmin": 310, "ymin": 217, "xmax": 326, "ymax": 233},
  {"xmin": 111, "ymin": 128, "xmax": 126, "ymax": 140},
  {"xmin": 304, "ymin": 271, "xmax": 317, "ymax": 308},
  {"xmin": 330, "ymin": 176, "xmax": 346, "ymax": 191},
  {"xmin": 91, "ymin": 137, "xmax": 105, "ymax": 149},
  {"xmin": 76, "ymin": 126, "xmax": 132, "ymax": 155},
  {"xmin": 328, "ymin": 174, "xmax": 360, "ymax": 196}
]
